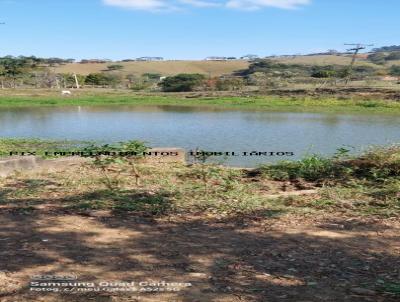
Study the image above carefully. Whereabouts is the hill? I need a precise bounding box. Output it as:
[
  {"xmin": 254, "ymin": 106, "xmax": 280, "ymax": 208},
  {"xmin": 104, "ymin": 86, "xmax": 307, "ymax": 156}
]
[
  {"xmin": 52, "ymin": 55, "xmax": 397, "ymax": 77},
  {"xmin": 53, "ymin": 60, "xmax": 250, "ymax": 77}
]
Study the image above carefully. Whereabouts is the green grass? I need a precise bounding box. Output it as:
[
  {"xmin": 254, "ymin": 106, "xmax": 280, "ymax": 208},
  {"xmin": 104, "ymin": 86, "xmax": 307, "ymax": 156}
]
[
  {"xmin": 260, "ymin": 146, "xmax": 400, "ymax": 216},
  {"xmin": 0, "ymin": 138, "xmax": 92, "ymax": 157},
  {"xmin": 0, "ymin": 94, "xmax": 400, "ymax": 113},
  {"xmin": 259, "ymin": 154, "xmax": 338, "ymax": 181}
]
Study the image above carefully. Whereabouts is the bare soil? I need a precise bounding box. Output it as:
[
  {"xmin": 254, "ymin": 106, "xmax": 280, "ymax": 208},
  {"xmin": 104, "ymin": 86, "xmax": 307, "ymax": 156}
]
[{"xmin": 0, "ymin": 209, "xmax": 399, "ymax": 302}]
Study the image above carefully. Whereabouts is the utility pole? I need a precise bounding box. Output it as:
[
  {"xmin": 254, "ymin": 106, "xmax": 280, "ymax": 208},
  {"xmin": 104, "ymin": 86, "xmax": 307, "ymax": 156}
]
[
  {"xmin": 344, "ymin": 43, "xmax": 373, "ymax": 84},
  {"xmin": 73, "ymin": 73, "xmax": 80, "ymax": 89}
]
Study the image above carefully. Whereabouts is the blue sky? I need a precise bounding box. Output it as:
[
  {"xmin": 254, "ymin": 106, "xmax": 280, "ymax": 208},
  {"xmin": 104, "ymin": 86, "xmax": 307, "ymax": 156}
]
[{"xmin": 0, "ymin": 0, "xmax": 398, "ymax": 60}]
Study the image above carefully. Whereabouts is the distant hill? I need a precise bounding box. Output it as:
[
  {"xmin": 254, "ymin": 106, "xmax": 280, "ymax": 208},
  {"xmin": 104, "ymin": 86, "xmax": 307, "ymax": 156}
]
[
  {"xmin": 52, "ymin": 54, "xmax": 400, "ymax": 77},
  {"xmin": 372, "ymin": 45, "xmax": 400, "ymax": 52}
]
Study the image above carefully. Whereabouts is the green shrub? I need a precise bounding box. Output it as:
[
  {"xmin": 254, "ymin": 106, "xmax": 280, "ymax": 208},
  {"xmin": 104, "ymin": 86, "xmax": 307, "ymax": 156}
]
[
  {"xmin": 159, "ymin": 73, "xmax": 205, "ymax": 92},
  {"xmin": 389, "ymin": 65, "xmax": 400, "ymax": 76},
  {"xmin": 106, "ymin": 64, "xmax": 124, "ymax": 71},
  {"xmin": 85, "ymin": 73, "xmax": 122, "ymax": 87},
  {"xmin": 260, "ymin": 154, "xmax": 337, "ymax": 181}
]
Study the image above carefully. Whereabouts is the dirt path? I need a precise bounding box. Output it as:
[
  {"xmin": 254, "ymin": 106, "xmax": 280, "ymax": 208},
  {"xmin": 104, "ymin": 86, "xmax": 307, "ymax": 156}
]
[{"xmin": 0, "ymin": 211, "xmax": 399, "ymax": 302}]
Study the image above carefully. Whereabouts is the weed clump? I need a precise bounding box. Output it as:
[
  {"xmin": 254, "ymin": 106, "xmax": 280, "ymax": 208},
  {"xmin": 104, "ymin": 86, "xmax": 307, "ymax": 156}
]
[
  {"xmin": 260, "ymin": 146, "xmax": 400, "ymax": 183},
  {"xmin": 259, "ymin": 154, "xmax": 341, "ymax": 182}
]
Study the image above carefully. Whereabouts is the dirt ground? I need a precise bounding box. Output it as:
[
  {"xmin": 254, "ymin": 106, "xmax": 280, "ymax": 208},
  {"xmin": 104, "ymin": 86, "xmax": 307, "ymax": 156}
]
[{"xmin": 0, "ymin": 209, "xmax": 399, "ymax": 302}]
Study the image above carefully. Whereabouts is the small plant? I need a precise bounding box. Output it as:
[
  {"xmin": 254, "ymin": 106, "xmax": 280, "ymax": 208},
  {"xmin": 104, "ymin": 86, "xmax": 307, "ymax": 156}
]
[
  {"xmin": 82, "ymin": 140, "xmax": 148, "ymax": 190},
  {"xmin": 333, "ymin": 147, "xmax": 352, "ymax": 159}
]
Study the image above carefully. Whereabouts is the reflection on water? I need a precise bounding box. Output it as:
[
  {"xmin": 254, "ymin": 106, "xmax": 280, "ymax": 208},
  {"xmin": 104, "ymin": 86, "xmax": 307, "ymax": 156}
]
[{"xmin": 0, "ymin": 105, "xmax": 399, "ymax": 167}]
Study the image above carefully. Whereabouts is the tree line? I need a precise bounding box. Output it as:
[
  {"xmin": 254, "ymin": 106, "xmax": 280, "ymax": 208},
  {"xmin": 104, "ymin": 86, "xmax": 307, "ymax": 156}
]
[{"xmin": 1, "ymin": 56, "xmax": 399, "ymax": 91}]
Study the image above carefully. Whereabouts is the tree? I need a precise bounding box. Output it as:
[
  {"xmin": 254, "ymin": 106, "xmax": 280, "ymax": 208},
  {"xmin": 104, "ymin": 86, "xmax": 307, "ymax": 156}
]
[
  {"xmin": 159, "ymin": 74, "xmax": 205, "ymax": 92},
  {"xmin": 389, "ymin": 65, "xmax": 400, "ymax": 76},
  {"xmin": 0, "ymin": 56, "xmax": 33, "ymax": 87},
  {"xmin": 385, "ymin": 52, "xmax": 400, "ymax": 61},
  {"xmin": 85, "ymin": 73, "xmax": 122, "ymax": 87},
  {"xmin": 367, "ymin": 53, "xmax": 387, "ymax": 65},
  {"xmin": 236, "ymin": 59, "xmax": 307, "ymax": 78},
  {"xmin": 311, "ymin": 66, "xmax": 337, "ymax": 78},
  {"xmin": 372, "ymin": 45, "xmax": 400, "ymax": 52}
]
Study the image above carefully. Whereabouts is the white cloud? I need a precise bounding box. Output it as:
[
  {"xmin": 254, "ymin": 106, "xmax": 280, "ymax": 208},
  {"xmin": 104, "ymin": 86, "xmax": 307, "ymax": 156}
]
[
  {"xmin": 179, "ymin": 0, "xmax": 221, "ymax": 8},
  {"xmin": 103, "ymin": 0, "xmax": 173, "ymax": 11},
  {"xmin": 103, "ymin": 0, "xmax": 311, "ymax": 11},
  {"xmin": 226, "ymin": 0, "xmax": 311, "ymax": 10}
]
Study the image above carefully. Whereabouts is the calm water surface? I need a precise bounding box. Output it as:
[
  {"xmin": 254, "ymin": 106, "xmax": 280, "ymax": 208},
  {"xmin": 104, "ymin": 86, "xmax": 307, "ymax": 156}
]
[{"xmin": 0, "ymin": 105, "xmax": 399, "ymax": 167}]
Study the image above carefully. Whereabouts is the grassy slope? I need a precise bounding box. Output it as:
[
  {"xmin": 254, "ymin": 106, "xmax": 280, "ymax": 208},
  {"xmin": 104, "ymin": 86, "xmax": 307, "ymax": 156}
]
[
  {"xmin": 52, "ymin": 55, "xmax": 400, "ymax": 76},
  {"xmin": 54, "ymin": 60, "xmax": 250, "ymax": 77},
  {"xmin": 0, "ymin": 94, "xmax": 400, "ymax": 113},
  {"xmin": 274, "ymin": 54, "xmax": 377, "ymax": 67}
]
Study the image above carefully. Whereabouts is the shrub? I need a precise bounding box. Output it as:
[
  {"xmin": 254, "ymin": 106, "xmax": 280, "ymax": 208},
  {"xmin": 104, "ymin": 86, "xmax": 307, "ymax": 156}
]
[
  {"xmin": 106, "ymin": 64, "xmax": 124, "ymax": 71},
  {"xmin": 260, "ymin": 146, "xmax": 400, "ymax": 183},
  {"xmin": 260, "ymin": 154, "xmax": 337, "ymax": 181},
  {"xmin": 215, "ymin": 77, "xmax": 245, "ymax": 91},
  {"xmin": 389, "ymin": 65, "xmax": 400, "ymax": 76},
  {"xmin": 367, "ymin": 52, "xmax": 387, "ymax": 65},
  {"xmin": 159, "ymin": 73, "xmax": 205, "ymax": 92},
  {"xmin": 311, "ymin": 66, "xmax": 337, "ymax": 78},
  {"xmin": 385, "ymin": 52, "xmax": 400, "ymax": 61},
  {"xmin": 85, "ymin": 73, "xmax": 122, "ymax": 87}
]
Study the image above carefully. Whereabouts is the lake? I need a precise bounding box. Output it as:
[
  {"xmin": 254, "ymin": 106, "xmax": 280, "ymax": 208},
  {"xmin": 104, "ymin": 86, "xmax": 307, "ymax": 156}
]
[{"xmin": 0, "ymin": 105, "xmax": 399, "ymax": 167}]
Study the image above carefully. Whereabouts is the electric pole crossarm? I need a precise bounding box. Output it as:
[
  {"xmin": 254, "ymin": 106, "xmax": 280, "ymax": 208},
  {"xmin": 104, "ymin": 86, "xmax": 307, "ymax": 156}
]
[{"xmin": 343, "ymin": 43, "xmax": 374, "ymax": 84}]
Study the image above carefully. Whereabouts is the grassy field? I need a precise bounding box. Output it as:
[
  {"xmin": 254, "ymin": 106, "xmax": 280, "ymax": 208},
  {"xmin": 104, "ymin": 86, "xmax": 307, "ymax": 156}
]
[
  {"xmin": 52, "ymin": 55, "xmax": 400, "ymax": 77},
  {"xmin": 54, "ymin": 60, "xmax": 250, "ymax": 77},
  {"xmin": 273, "ymin": 54, "xmax": 378, "ymax": 67},
  {"xmin": 0, "ymin": 92, "xmax": 400, "ymax": 113}
]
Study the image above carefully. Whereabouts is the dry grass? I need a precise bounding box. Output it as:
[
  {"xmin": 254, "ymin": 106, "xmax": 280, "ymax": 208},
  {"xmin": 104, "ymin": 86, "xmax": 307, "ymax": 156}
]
[
  {"xmin": 54, "ymin": 60, "xmax": 250, "ymax": 77},
  {"xmin": 53, "ymin": 55, "xmax": 400, "ymax": 77},
  {"xmin": 272, "ymin": 54, "xmax": 377, "ymax": 66}
]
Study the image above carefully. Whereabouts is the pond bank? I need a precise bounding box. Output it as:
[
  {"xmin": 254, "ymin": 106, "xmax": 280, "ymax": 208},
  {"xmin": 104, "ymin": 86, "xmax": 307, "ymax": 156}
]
[
  {"xmin": 1, "ymin": 93, "xmax": 400, "ymax": 114},
  {"xmin": 0, "ymin": 145, "xmax": 399, "ymax": 301}
]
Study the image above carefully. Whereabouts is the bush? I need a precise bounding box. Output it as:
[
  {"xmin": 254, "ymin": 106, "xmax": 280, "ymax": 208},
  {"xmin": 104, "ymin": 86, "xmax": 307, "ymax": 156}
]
[
  {"xmin": 311, "ymin": 66, "xmax": 337, "ymax": 78},
  {"xmin": 106, "ymin": 64, "xmax": 124, "ymax": 71},
  {"xmin": 215, "ymin": 77, "xmax": 245, "ymax": 91},
  {"xmin": 389, "ymin": 65, "xmax": 400, "ymax": 76},
  {"xmin": 367, "ymin": 53, "xmax": 387, "ymax": 65},
  {"xmin": 237, "ymin": 59, "xmax": 308, "ymax": 77},
  {"xmin": 85, "ymin": 73, "xmax": 122, "ymax": 87},
  {"xmin": 260, "ymin": 146, "xmax": 400, "ymax": 183},
  {"xmin": 260, "ymin": 155, "xmax": 337, "ymax": 181},
  {"xmin": 385, "ymin": 52, "xmax": 400, "ymax": 61},
  {"xmin": 159, "ymin": 73, "xmax": 205, "ymax": 92}
]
